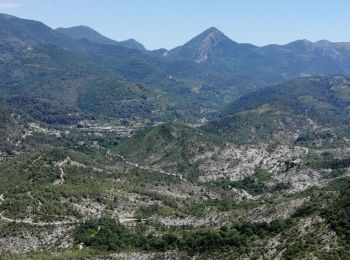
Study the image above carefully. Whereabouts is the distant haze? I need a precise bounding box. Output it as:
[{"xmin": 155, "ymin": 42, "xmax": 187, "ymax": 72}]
[{"xmin": 1, "ymin": 0, "xmax": 349, "ymax": 50}]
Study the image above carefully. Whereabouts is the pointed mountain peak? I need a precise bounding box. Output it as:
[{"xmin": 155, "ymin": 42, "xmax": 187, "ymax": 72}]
[
  {"xmin": 197, "ymin": 26, "xmax": 229, "ymax": 42},
  {"xmin": 185, "ymin": 27, "xmax": 232, "ymax": 63},
  {"xmin": 287, "ymin": 39, "xmax": 313, "ymax": 47},
  {"xmin": 168, "ymin": 26, "xmax": 239, "ymax": 64},
  {"xmin": 298, "ymin": 39, "xmax": 312, "ymax": 44},
  {"xmin": 202, "ymin": 26, "xmax": 223, "ymax": 34},
  {"xmin": 315, "ymin": 40, "xmax": 333, "ymax": 47}
]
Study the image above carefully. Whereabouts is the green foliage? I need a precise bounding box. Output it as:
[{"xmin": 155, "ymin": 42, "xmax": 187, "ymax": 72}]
[
  {"xmin": 204, "ymin": 77, "xmax": 350, "ymax": 144},
  {"xmin": 295, "ymin": 131, "xmax": 340, "ymax": 148},
  {"xmin": 306, "ymin": 153, "xmax": 350, "ymax": 170},
  {"xmin": 0, "ymin": 103, "xmax": 28, "ymax": 155},
  {"xmin": 0, "ymin": 14, "xmax": 256, "ymax": 124},
  {"xmin": 75, "ymin": 218, "xmax": 134, "ymax": 251},
  {"xmin": 0, "ymin": 147, "xmax": 114, "ymax": 221},
  {"xmin": 322, "ymin": 182, "xmax": 350, "ymax": 244},
  {"xmin": 56, "ymin": 26, "xmax": 145, "ymax": 50},
  {"xmin": 225, "ymin": 76, "xmax": 350, "ymax": 124},
  {"xmin": 208, "ymin": 170, "xmax": 283, "ymax": 196},
  {"xmin": 202, "ymin": 105, "xmax": 303, "ymax": 143},
  {"xmin": 114, "ymin": 123, "xmax": 223, "ymax": 180},
  {"xmin": 74, "ymin": 218, "xmax": 290, "ymax": 253},
  {"xmin": 7, "ymin": 97, "xmax": 93, "ymax": 125},
  {"xmin": 293, "ymin": 178, "xmax": 350, "ymax": 247},
  {"xmin": 134, "ymin": 204, "xmax": 163, "ymax": 219},
  {"xmin": 180, "ymin": 199, "xmax": 260, "ymax": 217},
  {"xmin": 76, "ymin": 77, "xmax": 158, "ymax": 119},
  {"xmin": 321, "ymin": 169, "xmax": 345, "ymax": 179},
  {"xmin": 2, "ymin": 15, "xmax": 350, "ymax": 257}
]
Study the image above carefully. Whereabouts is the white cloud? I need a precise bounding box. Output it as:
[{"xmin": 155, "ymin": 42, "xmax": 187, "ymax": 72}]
[{"xmin": 0, "ymin": 2, "xmax": 22, "ymax": 9}]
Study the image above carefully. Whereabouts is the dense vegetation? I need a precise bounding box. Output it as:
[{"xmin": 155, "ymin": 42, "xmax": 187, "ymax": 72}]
[
  {"xmin": 208, "ymin": 170, "xmax": 291, "ymax": 195},
  {"xmin": 114, "ymin": 123, "xmax": 224, "ymax": 180},
  {"xmin": 224, "ymin": 76, "xmax": 350, "ymax": 124},
  {"xmin": 305, "ymin": 151, "xmax": 350, "ymax": 171},
  {"xmin": 0, "ymin": 103, "xmax": 28, "ymax": 156},
  {"xmin": 291, "ymin": 178, "xmax": 350, "ymax": 257},
  {"xmin": 74, "ymin": 217, "xmax": 290, "ymax": 253}
]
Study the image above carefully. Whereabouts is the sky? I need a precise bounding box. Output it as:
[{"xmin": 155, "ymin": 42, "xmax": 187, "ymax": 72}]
[{"xmin": 0, "ymin": 0, "xmax": 349, "ymax": 50}]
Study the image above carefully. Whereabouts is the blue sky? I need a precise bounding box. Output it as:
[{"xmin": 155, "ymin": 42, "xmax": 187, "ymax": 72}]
[{"xmin": 0, "ymin": 0, "xmax": 349, "ymax": 50}]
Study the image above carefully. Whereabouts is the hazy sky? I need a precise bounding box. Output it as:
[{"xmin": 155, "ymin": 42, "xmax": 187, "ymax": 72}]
[{"xmin": 1, "ymin": 0, "xmax": 349, "ymax": 50}]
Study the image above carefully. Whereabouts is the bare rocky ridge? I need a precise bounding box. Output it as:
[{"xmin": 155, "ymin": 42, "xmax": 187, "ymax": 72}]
[
  {"xmin": 194, "ymin": 144, "xmax": 308, "ymax": 182},
  {"xmin": 194, "ymin": 28, "xmax": 228, "ymax": 63},
  {"xmin": 0, "ymin": 226, "xmax": 74, "ymax": 254}
]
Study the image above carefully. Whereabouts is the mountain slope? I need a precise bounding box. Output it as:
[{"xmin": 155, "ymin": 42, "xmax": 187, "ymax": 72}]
[
  {"xmin": 167, "ymin": 27, "xmax": 257, "ymax": 69},
  {"xmin": 56, "ymin": 26, "xmax": 145, "ymax": 51},
  {"xmin": 258, "ymin": 40, "xmax": 350, "ymax": 77},
  {"xmin": 0, "ymin": 14, "xmax": 173, "ymax": 123},
  {"xmin": 166, "ymin": 27, "xmax": 350, "ymax": 82},
  {"xmin": 114, "ymin": 123, "xmax": 223, "ymax": 180},
  {"xmin": 0, "ymin": 14, "xmax": 234, "ymax": 123},
  {"xmin": 3, "ymin": 13, "xmax": 350, "ymax": 126},
  {"xmin": 0, "ymin": 39, "xmax": 159, "ymax": 123},
  {"xmin": 0, "ymin": 103, "xmax": 29, "ymax": 158},
  {"xmin": 225, "ymin": 76, "xmax": 350, "ymax": 122},
  {"xmin": 0, "ymin": 13, "xmax": 75, "ymax": 49},
  {"xmin": 201, "ymin": 76, "xmax": 350, "ymax": 146}
]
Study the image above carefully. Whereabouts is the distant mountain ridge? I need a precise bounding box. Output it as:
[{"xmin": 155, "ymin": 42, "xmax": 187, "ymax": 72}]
[
  {"xmin": 2, "ymin": 12, "xmax": 350, "ymax": 125},
  {"xmin": 56, "ymin": 25, "xmax": 145, "ymax": 51},
  {"xmin": 202, "ymin": 75, "xmax": 350, "ymax": 143},
  {"xmin": 224, "ymin": 75, "xmax": 350, "ymax": 122},
  {"xmin": 166, "ymin": 27, "xmax": 350, "ymax": 79}
]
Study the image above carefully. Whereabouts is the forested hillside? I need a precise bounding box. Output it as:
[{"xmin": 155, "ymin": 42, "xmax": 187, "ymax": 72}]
[{"xmin": 1, "ymin": 12, "xmax": 350, "ymax": 259}]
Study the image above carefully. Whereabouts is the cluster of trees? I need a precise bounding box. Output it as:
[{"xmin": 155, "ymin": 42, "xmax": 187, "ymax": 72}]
[
  {"xmin": 74, "ymin": 218, "xmax": 289, "ymax": 253},
  {"xmin": 323, "ymin": 179, "xmax": 350, "ymax": 245},
  {"xmin": 0, "ymin": 103, "xmax": 26, "ymax": 155},
  {"xmin": 295, "ymin": 131, "xmax": 334, "ymax": 146},
  {"xmin": 115, "ymin": 123, "xmax": 223, "ymax": 181},
  {"xmin": 292, "ymin": 178, "xmax": 350, "ymax": 254},
  {"xmin": 0, "ymin": 147, "xmax": 111, "ymax": 221},
  {"xmin": 307, "ymin": 154, "xmax": 350, "ymax": 170},
  {"xmin": 209, "ymin": 170, "xmax": 290, "ymax": 195},
  {"xmin": 7, "ymin": 97, "xmax": 92, "ymax": 125}
]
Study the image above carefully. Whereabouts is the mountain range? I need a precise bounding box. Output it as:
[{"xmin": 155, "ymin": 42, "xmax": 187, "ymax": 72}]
[
  {"xmin": 1, "ymin": 13, "xmax": 350, "ymax": 259},
  {"xmin": 2, "ymin": 13, "xmax": 350, "ymax": 126}
]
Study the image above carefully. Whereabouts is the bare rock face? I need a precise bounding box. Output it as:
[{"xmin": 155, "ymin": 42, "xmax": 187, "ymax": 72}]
[
  {"xmin": 72, "ymin": 199, "xmax": 106, "ymax": 219},
  {"xmin": 0, "ymin": 226, "xmax": 74, "ymax": 253},
  {"xmin": 194, "ymin": 144, "xmax": 308, "ymax": 182},
  {"xmin": 169, "ymin": 27, "xmax": 233, "ymax": 65},
  {"xmin": 275, "ymin": 168, "xmax": 322, "ymax": 192},
  {"xmin": 194, "ymin": 28, "xmax": 227, "ymax": 63},
  {"xmin": 232, "ymin": 197, "xmax": 310, "ymax": 223}
]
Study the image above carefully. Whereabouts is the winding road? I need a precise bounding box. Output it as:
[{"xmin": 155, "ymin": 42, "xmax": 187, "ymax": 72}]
[{"xmin": 108, "ymin": 150, "xmax": 187, "ymax": 181}]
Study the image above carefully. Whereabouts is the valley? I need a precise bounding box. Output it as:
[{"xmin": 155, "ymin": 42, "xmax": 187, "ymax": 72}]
[{"xmin": 0, "ymin": 12, "xmax": 349, "ymax": 260}]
